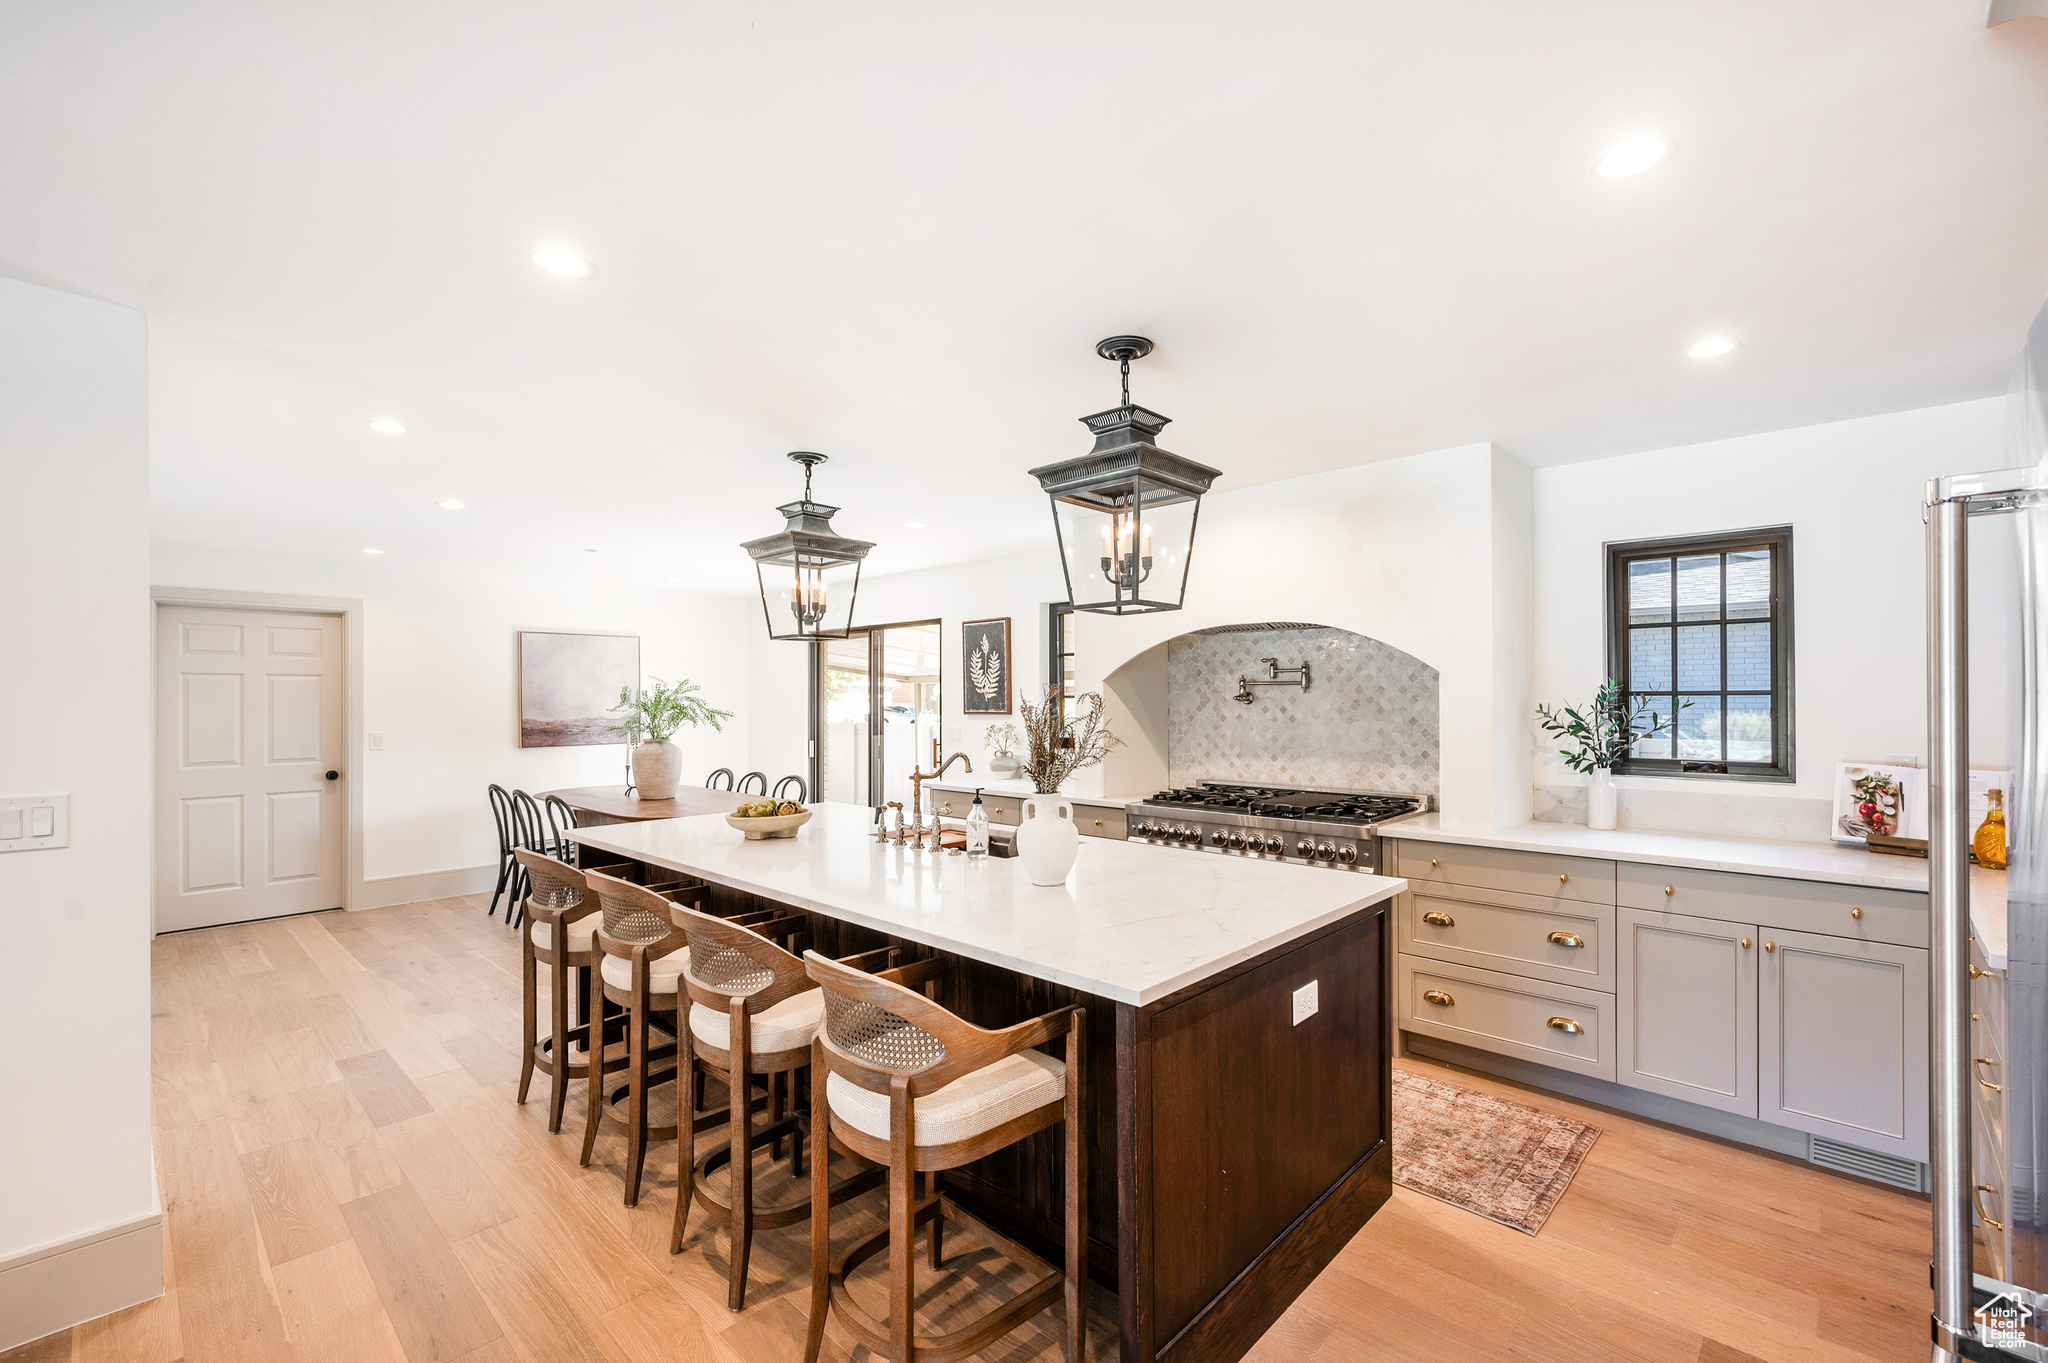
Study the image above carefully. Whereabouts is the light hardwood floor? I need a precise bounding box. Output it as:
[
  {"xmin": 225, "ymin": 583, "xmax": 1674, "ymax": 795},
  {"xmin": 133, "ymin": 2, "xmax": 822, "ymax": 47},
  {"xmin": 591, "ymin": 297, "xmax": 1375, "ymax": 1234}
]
[{"xmin": 5, "ymin": 894, "xmax": 1933, "ymax": 1363}]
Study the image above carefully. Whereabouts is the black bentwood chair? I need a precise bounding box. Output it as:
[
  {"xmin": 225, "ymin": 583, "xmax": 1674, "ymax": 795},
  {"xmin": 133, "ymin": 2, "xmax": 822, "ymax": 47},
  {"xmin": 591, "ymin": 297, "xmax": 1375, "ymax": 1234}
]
[
  {"xmin": 737, "ymin": 771, "xmax": 769, "ymax": 796},
  {"xmin": 487, "ymin": 784, "xmax": 519, "ymax": 919},
  {"xmin": 544, "ymin": 794, "xmax": 580, "ymax": 861},
  {"xmin": 706, "ymin": 768, "xmax": 736, "ymax": 791},
  {"xmin": 772, "ymin": 775, "xmax": 808, "ymax": 803},
  {"xmin": 508, "ymin": 790, "xmax": 555, "ymax": 929}
]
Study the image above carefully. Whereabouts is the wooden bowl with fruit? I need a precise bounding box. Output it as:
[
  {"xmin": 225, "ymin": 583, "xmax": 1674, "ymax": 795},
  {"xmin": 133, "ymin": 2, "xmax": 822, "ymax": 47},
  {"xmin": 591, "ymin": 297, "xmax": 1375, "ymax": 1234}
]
[{"xmin": 725, "ymin": 799, "xmax": 811, "ymax": 840}]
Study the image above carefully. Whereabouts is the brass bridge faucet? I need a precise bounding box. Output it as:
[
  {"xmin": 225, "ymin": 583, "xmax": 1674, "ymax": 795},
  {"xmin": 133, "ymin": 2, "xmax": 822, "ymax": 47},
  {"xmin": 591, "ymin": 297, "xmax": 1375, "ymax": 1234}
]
[{"xmin": 907, "ymin": 739, "xmax": 973, "ymax": 847}]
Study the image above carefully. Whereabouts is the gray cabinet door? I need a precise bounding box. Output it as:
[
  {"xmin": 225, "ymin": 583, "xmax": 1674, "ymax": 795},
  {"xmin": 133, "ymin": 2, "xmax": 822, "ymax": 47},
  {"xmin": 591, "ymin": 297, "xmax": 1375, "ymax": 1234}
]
[
  {"xmin": 1759, "ymin": 928, "xmax": 1929, "ymax": 1162},
  {"xmin": 1616, "ymin": 908, "xmax": 1758, "ymax": 1117}
]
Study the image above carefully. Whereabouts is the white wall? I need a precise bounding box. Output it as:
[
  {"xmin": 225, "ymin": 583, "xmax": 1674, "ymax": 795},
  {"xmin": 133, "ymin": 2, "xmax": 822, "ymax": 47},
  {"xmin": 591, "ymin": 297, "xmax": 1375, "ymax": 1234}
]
[
  {"xmin": 1532, "ymin": 396, "xmax": 2017, "ymax": 837},
  {"xmin": 151, "ymin": 547, "xmax": 755, "ymax": 893},
  {"xmin": 0, "ymin": 277, "xmax": 160, "ymax": 1344}
]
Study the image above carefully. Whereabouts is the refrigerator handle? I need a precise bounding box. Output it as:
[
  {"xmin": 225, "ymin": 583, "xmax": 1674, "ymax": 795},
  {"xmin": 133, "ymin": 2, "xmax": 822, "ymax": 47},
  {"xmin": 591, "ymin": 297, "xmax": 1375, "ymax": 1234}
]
[{"xmin": 1928, "ymin": 490, "xmax": 1975, "ymax": 1359}]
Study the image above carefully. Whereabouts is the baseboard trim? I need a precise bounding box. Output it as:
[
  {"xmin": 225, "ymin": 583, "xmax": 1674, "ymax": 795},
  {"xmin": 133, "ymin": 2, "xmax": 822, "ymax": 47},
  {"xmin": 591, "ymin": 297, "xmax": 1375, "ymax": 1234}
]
[
  {"xmin": 0, "ymin": 1212, "xmax": 163, "ymax": 1351},
  {"xmin": 360, "ymin": 862, "xmax": 500, "ymax": 910}
]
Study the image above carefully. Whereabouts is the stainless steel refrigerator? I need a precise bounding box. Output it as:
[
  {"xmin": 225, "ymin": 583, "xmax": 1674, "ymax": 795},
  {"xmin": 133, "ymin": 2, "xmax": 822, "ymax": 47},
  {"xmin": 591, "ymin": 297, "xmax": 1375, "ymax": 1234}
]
[{"xmin": 1930, "ymin": 298, "xmax": 2048, "ymax": 1360}]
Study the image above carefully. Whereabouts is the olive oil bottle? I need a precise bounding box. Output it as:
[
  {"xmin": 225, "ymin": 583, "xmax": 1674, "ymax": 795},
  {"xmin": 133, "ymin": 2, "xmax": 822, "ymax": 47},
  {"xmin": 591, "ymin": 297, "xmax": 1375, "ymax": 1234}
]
[{"xmin": 1974, "ymin": 788, "xmax": 2008, "ymax": 870}]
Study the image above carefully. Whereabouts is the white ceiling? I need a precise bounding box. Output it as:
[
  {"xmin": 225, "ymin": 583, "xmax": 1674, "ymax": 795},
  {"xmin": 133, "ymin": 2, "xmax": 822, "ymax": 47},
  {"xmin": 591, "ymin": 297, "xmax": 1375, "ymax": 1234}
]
[{"xmin": 4, "ymin": 1, "xmax": 2047, "ymax": 590}]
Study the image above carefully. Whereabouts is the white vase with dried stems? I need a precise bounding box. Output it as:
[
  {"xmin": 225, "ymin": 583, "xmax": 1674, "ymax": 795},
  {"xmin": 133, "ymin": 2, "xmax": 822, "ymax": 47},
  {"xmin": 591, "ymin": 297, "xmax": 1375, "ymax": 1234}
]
[{"xmin": 1012, "ymin": 686, "xmax": 1121, "ymax": 885}]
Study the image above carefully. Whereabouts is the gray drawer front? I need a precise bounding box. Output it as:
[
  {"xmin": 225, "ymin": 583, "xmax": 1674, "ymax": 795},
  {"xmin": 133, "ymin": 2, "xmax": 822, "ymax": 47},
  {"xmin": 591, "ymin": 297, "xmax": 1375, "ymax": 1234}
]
[
  {"xmin": 1401, "ymin": 886, "xmax": 1614, "ymax": 991},
  {"xmin": 1617, "ymin": 862, "xmax": 1927, "ymax": 948},
  {"xmin": 1397, "ymin": 954, "xmax": 1615, "ymax": 1081},
  {"xmin": 932, "ymin": 792, "xmax": 1023, "ymax": 826},
  {"xmin": 1393, "ymin": 840, "xmax": 1615, "ymax": 905},
  {"xmin": 1075, "ymin": 804, "xmax": 1127, "ymax": 840}
]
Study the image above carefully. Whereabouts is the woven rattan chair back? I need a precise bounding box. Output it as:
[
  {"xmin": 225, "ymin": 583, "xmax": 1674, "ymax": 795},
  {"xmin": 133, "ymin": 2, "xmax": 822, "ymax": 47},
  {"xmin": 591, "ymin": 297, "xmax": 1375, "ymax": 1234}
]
[
  {"xmin": 513, "ymin": 847, "xmax": 588, "ymax": 913},
  {"xmin": 583, "ymin": 867, "xmax": 682, "ymax": 946},
  {"xmin": 802, "ymin": 950, "xmax": 1007, "ymax": 1097},
  {"xmin": 671, "ymin": 903, "xmax": 813, "ymax": 1016}
]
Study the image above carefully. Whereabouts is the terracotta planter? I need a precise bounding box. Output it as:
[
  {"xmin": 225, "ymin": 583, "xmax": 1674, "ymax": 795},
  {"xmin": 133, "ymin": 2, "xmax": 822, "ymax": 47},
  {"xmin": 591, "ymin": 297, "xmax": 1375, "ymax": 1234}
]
[{"xmin": 632, "ymin": 740, "xmax": 681, "ymax": 800}]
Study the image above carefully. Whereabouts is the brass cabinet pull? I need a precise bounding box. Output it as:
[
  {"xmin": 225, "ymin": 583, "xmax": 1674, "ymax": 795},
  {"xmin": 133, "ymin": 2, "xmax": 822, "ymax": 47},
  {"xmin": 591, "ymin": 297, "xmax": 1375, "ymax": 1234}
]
[
  {"xmin": 1558, "ymin": 873, "xmax": 1569, "ymax": 884},
  {"xmin": 1422, "ymin": 989, "xmax": 1455, "ymax": 1007},
  {"xmin": 1740, "ymin": 937, "xmax": 1753, "ymax": 950},
  {"xmin": 1547, "ymin": 1017, "xmax": 1585, "ymax": 1034},
  {"xmin": 1093, "ymin": 820, "xmax": 1103, "ymax": 827},
  {"xmin": 1976, "ymin": 1184, "xmax": 2007, "ymax": 1231},
  {"xmin": 1969, "ymin": 964, "xmax": 1987, "ymax": 980},
  {"xmin": 1430, "ymin": 858, "xmax": 1440, "ymax": 868},
  {"xmin": 1546, "ymin": 931, "xmax": 1585, "ymax": 949},
  {"xmin": 1763, "ymin": 941, "xmax": 1777, "ymax": 954},
  {"xmin": 1977, "ymin": 1058, "xmax": 2003, "ymax": 1093},
  {"xmin": 1422, "ymin": 910, "xmax": 1456, "ymax": 927},
  {"xmin": 1664, "ymin": 885, "xmax": 1675, "ymax": 897}
]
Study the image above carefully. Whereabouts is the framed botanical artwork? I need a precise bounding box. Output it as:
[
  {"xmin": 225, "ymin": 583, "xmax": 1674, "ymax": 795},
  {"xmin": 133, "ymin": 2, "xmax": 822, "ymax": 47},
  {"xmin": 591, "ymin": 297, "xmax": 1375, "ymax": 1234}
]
[
  {"xmin": 961, "ymin": 617, "xmax": 1011, "ymax": 715},
  {"xmin": 518, "ymin": 630, "xmax": 640, "ymax": 747}
]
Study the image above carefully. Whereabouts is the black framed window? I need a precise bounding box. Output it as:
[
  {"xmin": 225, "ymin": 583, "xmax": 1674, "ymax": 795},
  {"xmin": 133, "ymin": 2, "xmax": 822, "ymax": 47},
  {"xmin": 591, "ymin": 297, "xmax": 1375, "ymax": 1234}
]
[{"xmin": 1606, "ymin": 527, "xmax": 1793, "ymax": 781}]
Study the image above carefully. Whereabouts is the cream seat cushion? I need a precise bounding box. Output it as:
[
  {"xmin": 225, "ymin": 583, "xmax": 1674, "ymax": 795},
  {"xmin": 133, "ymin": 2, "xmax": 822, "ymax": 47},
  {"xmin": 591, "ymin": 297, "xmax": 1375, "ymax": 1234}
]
[
  {"xmin": 598, "ymin": 946, "xmax": 689, "ymax": 994},
  {"xmin": 689, "ymin": 990, "xmax": 825, "ymax": 1054},
  {"xmin": 528, "ymin": 911, "xmax": 600, "ymax": 953},
  {"xmin": 826, "ymin": 1050, "xmax": 1065, "ymax": 1147}
]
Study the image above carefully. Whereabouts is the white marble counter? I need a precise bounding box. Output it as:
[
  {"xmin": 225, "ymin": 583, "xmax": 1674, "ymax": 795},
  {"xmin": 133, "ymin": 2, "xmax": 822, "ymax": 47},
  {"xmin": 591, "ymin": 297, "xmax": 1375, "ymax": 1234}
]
[
  {"xmin": 569, "ymin": 801, "xmax": 1403, "ymax": 1006},
  {"xmin": 1384, "ymin": 814, "xmax": 2010, "ymax": 967},
  {"xmin": 925, "ymin": 780, "xmax": 1142, "ymax": 809}
]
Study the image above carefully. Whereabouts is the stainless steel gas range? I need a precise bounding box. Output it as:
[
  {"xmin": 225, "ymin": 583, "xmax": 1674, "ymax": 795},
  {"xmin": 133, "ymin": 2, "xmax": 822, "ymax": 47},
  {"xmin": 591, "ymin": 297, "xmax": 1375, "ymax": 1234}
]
[{"xmin": 1124, "ymin": 781, "xmax": 1430, "ymax": 873}]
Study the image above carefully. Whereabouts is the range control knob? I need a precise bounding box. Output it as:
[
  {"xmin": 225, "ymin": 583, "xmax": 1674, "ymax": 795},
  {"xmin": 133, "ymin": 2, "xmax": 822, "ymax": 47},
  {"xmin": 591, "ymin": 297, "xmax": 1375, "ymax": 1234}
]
[
  {"xmin": 1265, "ymin": 834, "xmax": 1285, "ymax": 853},
  {"xmin": 1210, "ymin": 829, "xmax": 1227, "ymax": 846},
  {"xmin": 1315, "ymin": 843, "xmax": 1337, "ymax": 862},
  {"xmin": 1167, "ymin": 824, "xmax": 1186, "ymax": 842},
  {"xmin": 1137, "ymin": 821, "xmax": 1155, "ymax": 836},
  {"xmin": 1297, "ymin": 839, "xmax": 1315, "ymax": 857},
  {"xmin": 1187, "ymin": 826, "xmax": 1205, "ymax": 844},
  {"xmin": 1226, "ymin": 831, "xmax": 1245, "ymax": 849},
  {"xmin": 1336, "ymin": 844, "xmax": 1358, "ymax": 865}
]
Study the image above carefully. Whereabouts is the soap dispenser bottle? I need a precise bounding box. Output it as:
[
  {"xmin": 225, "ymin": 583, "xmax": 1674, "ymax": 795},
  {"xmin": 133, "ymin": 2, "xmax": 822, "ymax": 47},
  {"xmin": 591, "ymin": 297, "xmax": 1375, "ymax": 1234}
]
[{"xmin": 965, "ymin": 788, "xmax": 991, "ymax": 860}]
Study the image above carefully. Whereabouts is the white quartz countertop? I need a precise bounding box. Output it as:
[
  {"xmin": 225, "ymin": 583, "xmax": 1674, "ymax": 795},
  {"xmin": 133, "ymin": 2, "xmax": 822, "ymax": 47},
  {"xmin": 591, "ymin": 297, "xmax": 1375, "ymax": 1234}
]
[
  {"xmin": 924, "ymin": 780, "xmax": 1142, "ymax": 809},
  {"xmin": 569, "ymin": 801, "xmax": 1403, "ymax": 1006},
  {"xmin": 1384, "ymin": 814, "xmax": 2010, "ymax": 968}
]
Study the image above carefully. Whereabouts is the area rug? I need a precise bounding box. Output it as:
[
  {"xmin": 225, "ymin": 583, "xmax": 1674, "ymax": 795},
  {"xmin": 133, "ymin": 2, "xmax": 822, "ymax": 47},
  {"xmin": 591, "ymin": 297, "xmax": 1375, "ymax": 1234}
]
[{"xmin": 1392, "ymin": 1068, "xmax": 1600, "ymax": 1235}]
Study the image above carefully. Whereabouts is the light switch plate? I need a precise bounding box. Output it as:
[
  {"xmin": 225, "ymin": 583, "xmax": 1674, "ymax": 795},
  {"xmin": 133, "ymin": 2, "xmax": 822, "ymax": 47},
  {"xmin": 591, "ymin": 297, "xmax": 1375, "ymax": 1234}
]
[
  {"xmin": 1292, "ymin": 979, "xmax": 1319, "ymax": 1026},
  {"xmin": 368, "ymin": 732, "xmax": 385, "ymax": 751},
  {"xmin": 0, "ymin": 794, "xmax": 70, "ymax": 852}
]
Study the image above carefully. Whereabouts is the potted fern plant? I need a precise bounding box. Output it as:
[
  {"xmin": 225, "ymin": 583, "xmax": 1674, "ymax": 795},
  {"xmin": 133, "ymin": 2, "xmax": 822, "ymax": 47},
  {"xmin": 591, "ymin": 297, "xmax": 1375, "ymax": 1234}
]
[
  {"xmin": 1535, "ymin": 681, "xmax": 1683, "ymax": 830},
  {"xmin": 608, "ymin": 678, "xmax": 734, "ymax": 800}
]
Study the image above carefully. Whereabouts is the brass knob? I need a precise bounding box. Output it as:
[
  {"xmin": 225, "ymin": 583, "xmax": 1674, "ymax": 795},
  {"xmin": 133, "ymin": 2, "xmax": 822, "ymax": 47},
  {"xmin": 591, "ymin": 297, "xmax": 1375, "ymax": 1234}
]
[
  {"xmin": 1422, "ymin": 910, "xmax": 1455, "ymax": 927},
  {"xmin": 1093, "ymin": 820, "xmax": 1103, "ymax": 827},
  {"xmin": 1740, "ymin": 937, "xmax": 1752, "ymax": 950},
  {"xmin": 1764, "ymin": 941, "xmax": 1777, "ymax": 954},
  {"xmin": 1969, "ymin": 964, "xmax": 1987, "ymax": 980},
  {"xmin": 1558, "ymin": 873, "xmax": 1569, "ymax": 884},
  {"xmin": 1850, "ymin": 906, "xmax": 1863, "ymax": 920},
  {"xmin": 1976, "ymin": 1185, "xmax": 2006, "ymax": 1231},
  {"xmin": 1546, "ymin": 1017, "xmax": 1585, "ymax": 1034},
  {"xmin": 1430, "ymin": 858, "xmax": 1440, "ymax": 868},
  {"xmin": 1422, "ymin": 989, "xmax": 1454, "ymax": 1007},
  {"xmin": 1546, "ymin": 931, "xmax": 1585, "ymax": 949},
  {"xmin": 941, "ymin": 802, "xmax": 953, "ymax": 814},
  {"xmin": 1663, "ymin": 885, "xmax": 1675, "ymax": 897}
]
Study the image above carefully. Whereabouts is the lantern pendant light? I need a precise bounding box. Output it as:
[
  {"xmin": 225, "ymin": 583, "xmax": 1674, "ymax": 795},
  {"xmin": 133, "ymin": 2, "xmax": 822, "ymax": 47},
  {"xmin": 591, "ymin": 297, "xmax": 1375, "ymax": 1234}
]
[
  {"xmin": 740, "ymin": 451, "xmax": 874, "ymax": 641},
  {"xmin": 1027, "ymin": 337, "xmax": 1221, "ymax": 615}
]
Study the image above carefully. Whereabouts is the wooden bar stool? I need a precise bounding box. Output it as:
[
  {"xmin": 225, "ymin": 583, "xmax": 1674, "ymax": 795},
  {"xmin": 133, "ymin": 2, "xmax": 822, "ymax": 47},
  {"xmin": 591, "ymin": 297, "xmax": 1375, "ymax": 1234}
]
[
  {"xmin": 579, "ymin": 868, "xmax": 706, "ymax": 1205},
  {"xmin": 511, "ymin": 848, "xmax": 637, "ymax": 1133},
  {"xmin": 802, "ymin": 951, "xmax": 1087, "ymax": 1363},
  {"xmin": 668, "ymin": 903, "xmax": 891, "ymax": 1310}
]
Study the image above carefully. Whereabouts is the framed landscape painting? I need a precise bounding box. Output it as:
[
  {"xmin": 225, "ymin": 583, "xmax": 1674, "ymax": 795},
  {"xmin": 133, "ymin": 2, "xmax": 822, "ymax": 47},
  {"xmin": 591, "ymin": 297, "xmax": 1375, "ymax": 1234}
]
[
  {"xmin": 962, "ymin": 617, "xmax": 1011, "ymax": 714},
  {"xmin": 518, "ymin": 631, "xmax": 640, "ymax": 747}
]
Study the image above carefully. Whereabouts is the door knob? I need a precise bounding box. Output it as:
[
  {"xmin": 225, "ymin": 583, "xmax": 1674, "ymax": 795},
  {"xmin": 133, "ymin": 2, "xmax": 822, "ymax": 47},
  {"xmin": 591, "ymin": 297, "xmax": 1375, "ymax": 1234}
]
[
  {"xmin": 324, "ymin": 770, "xmax": 339, "ymax": 781},
  {"xmin": 1740, "ymin": 937, "xmax": 1752, "ymax": 950},
  {"xmin": 1763, "ymin": 941, "xmax": 1776, "ymax": 954}
]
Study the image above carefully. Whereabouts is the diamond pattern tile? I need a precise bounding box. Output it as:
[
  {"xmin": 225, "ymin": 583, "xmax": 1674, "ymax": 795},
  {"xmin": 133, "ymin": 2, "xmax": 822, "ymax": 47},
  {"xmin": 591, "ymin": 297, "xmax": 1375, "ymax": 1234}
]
[{"xmin": 1167, "ymin": 626, "xmax": 1440, "ymax": 795}]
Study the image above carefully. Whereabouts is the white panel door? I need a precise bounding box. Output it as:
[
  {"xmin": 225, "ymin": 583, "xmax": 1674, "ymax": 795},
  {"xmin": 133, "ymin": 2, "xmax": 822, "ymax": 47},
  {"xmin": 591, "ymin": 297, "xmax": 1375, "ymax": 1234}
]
[
  {"xmin": 155, "ymin": 606, "xmax": 345, "ymax": 931},
  {"xmin": 1616, "ymin": 907, "xmax": 1759, "ymax": 1117}
]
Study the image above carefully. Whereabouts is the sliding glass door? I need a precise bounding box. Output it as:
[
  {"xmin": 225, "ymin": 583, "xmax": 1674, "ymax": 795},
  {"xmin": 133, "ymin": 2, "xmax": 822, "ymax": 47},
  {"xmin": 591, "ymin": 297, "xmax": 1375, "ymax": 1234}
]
[{"xmin": 816, "ymin": 620, "xmax": 942, "ymax": 809}]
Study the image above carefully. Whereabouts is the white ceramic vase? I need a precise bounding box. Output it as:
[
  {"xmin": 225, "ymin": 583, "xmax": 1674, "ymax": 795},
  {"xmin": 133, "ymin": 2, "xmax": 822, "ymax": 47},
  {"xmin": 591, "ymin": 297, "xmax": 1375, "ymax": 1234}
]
[
  {"xmin": 1587, "ymin": 767, "xmax": 1618, "ymax": 831},
  {"xmin": 632, "ymin": 740, "xmax": 681, "ymax": 800},
  {"xmin": 1014, "ymin": 793, "xmax": 1081, "ymax": 886}
]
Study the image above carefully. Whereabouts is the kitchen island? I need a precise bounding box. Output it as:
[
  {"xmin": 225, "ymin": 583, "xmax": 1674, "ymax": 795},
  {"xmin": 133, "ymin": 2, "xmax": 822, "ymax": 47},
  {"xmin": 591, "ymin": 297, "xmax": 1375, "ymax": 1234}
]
[{"xmin": 568, "ymin": 801, "xmax": 1404, "ymax": 1363}]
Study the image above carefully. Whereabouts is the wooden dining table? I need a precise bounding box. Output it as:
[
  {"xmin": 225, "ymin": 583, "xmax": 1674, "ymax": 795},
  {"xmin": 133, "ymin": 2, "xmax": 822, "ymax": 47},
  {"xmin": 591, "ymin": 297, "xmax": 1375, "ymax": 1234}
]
[{"xmin": 539, "ymin": 784, "xmax": 748, "ymax": 826}]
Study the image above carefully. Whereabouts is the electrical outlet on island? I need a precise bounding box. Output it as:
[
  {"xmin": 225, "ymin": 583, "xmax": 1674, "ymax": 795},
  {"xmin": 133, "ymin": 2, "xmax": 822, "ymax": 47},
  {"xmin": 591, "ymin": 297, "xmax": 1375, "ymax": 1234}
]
[{"xmin": 1291, "ymin": 980, "xmax": 1319, "ymax": 1026}]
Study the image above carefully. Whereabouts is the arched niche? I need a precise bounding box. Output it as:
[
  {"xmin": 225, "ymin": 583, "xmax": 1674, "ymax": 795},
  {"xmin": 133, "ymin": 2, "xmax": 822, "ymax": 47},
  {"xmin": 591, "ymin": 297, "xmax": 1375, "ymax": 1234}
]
[{"xmin": 1095, "ymin": 622, "xmax": 1439, "ymax": 798}]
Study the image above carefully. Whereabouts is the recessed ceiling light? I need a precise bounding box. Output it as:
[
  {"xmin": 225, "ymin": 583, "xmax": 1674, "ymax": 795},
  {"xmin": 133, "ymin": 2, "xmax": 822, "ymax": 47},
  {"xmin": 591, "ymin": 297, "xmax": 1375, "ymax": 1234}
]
[
  {"xmin": 583, "ymin": 548, "xmax": 598, "ymax": 553},
  {"xmin": 363, "ymin": 547, "xmax": 384, "ymax": 555},
  {"xmin": 367, "ymin": 418, "xmax": 406, "ymax": 435},
  {"xmin": 905, "ymin": 521, "xmax": 926, "ymax": 529},
  {"xmin": 1687, "ymin": 336, "xmax": 1739, "ymax": 359},
  {"xmin": 531, "ymin": 245, "xmax": 596, "ymax": 279},
  {"xmin": 437, "ymin": 500, "xmax": 465, "ymax": 510},
  {"xmin": 1594, "ymin": 136, "xmax": 1673, "ymax": 179}
]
